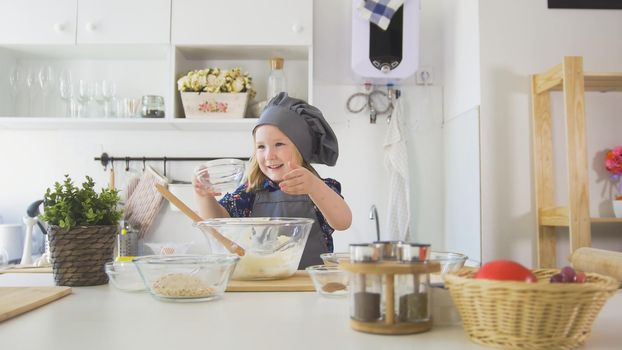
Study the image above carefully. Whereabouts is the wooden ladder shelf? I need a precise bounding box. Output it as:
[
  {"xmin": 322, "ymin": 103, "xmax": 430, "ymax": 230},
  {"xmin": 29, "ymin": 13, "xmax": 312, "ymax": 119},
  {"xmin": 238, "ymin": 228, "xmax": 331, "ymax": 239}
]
[{"xmin": 531, "ymin": 56, "xmax": 622, "ymax": 268}]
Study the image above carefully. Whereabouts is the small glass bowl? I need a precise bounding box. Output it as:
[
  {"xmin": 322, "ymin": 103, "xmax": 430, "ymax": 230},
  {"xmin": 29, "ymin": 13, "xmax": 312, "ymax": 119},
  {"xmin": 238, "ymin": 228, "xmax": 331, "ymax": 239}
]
[
  {"xmin": 429, "ymin": 251, "xmax": 468, "ymax": 276},
  {"xmin": 306, "ymin": 265, "xmax": 349, "ymax": 298},
  {"xmin": 194, "ymin": 158, "xmax": 245, "ymax": 194},
  {"xmin": 133, "ymin": 254, "xmax": 239, "ymax": 302},
  {"xmin": 105, "ymin": 261, "xmax": 146, "ymax": 292},
  {"xmin": 320, "ymin": 252, "xmax": 349, "ymax": 266}
]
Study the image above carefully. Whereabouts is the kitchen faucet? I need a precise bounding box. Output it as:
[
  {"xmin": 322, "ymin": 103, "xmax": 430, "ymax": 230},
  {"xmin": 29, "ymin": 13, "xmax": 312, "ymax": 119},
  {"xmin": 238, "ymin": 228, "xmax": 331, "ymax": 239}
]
[{"xmin": 369, "ymin": 205, "xmax": 380, "ymax": 241}]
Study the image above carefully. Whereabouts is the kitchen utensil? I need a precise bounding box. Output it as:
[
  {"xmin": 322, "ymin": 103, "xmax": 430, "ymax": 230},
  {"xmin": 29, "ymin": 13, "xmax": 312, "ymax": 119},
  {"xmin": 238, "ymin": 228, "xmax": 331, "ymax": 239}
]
[
  {"xmin": 133, "ymin": 254, "xmax": 239, "ymax": 302},
  {"xmin": 569, "ymin": 247, "xmax": 622, "ymax": 284},
  {"xmin": 194, "ymin": 158, "xmax": 245, "ymax": 194},
  {"xmin": 105, "ymin": 261, "xmax": 145, "ymax": 292},
  {"xmin": 320, "ymin": 252, "xmax": 349, "ymax": 266},
  {"xmin": 124, "ymin": 166, "xmax": 168, "ymax": 238},
  {"xmin": 0, "ymin": 224, "xmax": 23, "ymax": 263},
  {"xmin": 20, "ymin": 216, "xmax": 35, "ymax": 265},
  {"xmin": 225, "ymin": 271, "xmax": 314, "ymax": 292},
  {"xmin": 0, "ymin": 286, "xmax": 71, "ymax": 322},
  {"xmin": 140, "ymin": 95, "xmax": 165, "ymax": 118},
  {"xmin": 306, "ymin": 265, "xmax": 349, "ymax": 297},
  {"xmin": 197, "ymin": 218, "xmax": 313, "ymax": 280},
  {"xmin": 154, "ymin": 184, "xmax": 245, "ymax": 256}
]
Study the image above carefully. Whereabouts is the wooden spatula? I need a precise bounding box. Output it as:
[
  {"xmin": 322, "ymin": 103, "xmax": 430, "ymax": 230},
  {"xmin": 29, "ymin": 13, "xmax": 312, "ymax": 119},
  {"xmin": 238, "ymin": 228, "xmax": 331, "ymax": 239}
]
[{"xmin": 155, "ymin": 184, "xmax": 245, "ymax": 256}]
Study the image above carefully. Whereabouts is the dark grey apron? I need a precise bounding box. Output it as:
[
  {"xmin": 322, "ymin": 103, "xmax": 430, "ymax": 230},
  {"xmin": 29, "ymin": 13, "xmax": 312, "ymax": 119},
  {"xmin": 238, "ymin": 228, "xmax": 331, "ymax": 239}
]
[{"xmin": 251, "ymin": 189, "xmax": 328, "ymax": 269}]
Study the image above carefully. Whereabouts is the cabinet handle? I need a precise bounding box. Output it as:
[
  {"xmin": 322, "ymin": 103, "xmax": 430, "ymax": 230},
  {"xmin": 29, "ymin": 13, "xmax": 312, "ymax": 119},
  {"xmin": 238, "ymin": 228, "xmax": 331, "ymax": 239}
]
[
  {"xmin": 291, "ymin": 24, "xmax": 303, "ymax": 33},
  {"xmin": 53, "ymin": 23, "xmax": 65, "ymax": 33},
  {"xmin": 85, "ymin": 22, "xmax": 96, "ymax": 32}
]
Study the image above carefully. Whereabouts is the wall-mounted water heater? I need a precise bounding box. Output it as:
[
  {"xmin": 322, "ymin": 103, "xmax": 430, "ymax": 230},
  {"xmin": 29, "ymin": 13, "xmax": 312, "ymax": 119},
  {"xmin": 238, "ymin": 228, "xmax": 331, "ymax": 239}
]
[{"xmin": 351, "ymin": 0, "xmax": 420, "ymax": 85}]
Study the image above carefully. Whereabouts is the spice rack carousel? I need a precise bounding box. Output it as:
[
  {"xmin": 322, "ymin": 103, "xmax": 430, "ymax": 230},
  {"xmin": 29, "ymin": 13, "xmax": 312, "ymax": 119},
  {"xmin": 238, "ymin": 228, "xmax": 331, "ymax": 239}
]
[{"xmin": 340, "ymin": 261, "xmax": 440, "ymax": 335}]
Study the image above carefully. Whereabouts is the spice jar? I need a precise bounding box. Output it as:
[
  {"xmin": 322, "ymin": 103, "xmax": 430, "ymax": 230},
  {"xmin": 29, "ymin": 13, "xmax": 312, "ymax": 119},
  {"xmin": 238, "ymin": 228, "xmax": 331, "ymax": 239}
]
[
  {"xmin": 348, "ymin": 243, "xmax": 382, "ymax": 322},
  {"xmin": 140, "ymin": 95, "xmax": 165, "ymax": 118},
  {"xmin": 396, "ymin": 243, "xmax": 432, "ymax": 323},
  {"xmin": 340, "ymin": 242, "xmax": 439, "ymax": 335}
]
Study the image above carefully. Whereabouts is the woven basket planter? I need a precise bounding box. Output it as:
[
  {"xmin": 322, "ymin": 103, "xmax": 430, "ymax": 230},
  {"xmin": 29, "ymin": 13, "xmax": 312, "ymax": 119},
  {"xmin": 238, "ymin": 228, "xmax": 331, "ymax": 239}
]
[{"xmin": 48, "ymin": 225, "xmax": 118, "ymax": 287}]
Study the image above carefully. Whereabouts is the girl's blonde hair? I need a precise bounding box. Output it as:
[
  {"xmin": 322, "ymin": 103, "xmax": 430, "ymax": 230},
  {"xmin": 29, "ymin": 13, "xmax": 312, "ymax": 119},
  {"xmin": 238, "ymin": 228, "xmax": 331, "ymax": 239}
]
[{"xmin": 245, "ymin": 144, "xmax": 319, "ymax": 192}]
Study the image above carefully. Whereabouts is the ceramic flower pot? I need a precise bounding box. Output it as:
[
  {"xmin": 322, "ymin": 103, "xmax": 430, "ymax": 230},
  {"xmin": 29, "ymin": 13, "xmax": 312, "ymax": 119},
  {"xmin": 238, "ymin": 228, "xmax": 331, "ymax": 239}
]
[
  {"xmin": 612, "ymin": 200, "xmax": 622, "ymax": 218},
  {"xmin": 48, "ymin": 224, "xmax": 118, "ymax": 286},
  {"xmin": 181, "ymin": 92, "xmax": 248, "ymax": 118}
]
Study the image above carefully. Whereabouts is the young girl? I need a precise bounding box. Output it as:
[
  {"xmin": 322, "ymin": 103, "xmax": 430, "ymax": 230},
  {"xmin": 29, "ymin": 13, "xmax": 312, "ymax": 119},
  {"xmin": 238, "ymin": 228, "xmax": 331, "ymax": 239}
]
[{"xmin": 194, "ymin": 92, "xmax": 352, "ymax": 268}]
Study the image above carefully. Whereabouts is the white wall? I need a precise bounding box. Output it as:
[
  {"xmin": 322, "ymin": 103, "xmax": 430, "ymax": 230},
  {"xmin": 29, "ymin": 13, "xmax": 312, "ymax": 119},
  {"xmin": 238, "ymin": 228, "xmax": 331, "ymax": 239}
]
[
  {"xmin": 439, "ymin": 0, "xmax": 482, "ymax": 262},
  {"xmin": 478, "ymin": 0, "xmax": 622, "ymax": 266},
  {"xmin": 0, "ymin": 0, "xmax": 448, "ymax": 255}
]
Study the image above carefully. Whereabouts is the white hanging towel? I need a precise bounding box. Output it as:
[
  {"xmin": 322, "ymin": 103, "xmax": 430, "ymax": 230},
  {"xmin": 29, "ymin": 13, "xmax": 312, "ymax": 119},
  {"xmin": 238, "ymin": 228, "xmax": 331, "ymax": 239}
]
[{"xmin": 383, "ymin": 98, "xmax": 410, "ymax": 241}]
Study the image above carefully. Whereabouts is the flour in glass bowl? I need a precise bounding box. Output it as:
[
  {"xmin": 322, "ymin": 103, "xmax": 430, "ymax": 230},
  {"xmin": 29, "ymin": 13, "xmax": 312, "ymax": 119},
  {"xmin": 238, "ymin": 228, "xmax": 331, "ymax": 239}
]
[{"xmin": 152, "ymin": 273, "xmax": 215, "ymax": 298}]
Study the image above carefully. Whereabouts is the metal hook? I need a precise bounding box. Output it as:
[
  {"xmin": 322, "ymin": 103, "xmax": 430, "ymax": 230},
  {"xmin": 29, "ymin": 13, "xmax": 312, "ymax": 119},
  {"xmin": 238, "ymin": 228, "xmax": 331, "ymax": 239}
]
[
  {"xmin": 163, "ymin": 157, "xmax": 167, "ymax": 177},
  {"xmin": 125, "ymin": 157, "xmax": 130, "ymax": 172},
  {"xmin": 100, "ymin": 152, "xmax": 109, "ymax": 171},
  {"xmin": 142, "ymin": 157, "xmax": 146, "ymax": 172}
]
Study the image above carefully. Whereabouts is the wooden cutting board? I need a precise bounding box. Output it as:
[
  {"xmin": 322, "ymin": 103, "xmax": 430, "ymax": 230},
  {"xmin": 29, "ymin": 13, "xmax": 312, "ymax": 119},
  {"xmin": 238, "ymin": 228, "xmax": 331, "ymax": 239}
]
[
  {"xmin": 0, "ymin": 266, "xmax": 53, "ymax": 274},
  {"xmin": 0, "ymin": 286, "xmax": 72, "ymax": 322},
  {"xmin": 226, "ymin": 271, "xmax": 315, "ymax": 292}
]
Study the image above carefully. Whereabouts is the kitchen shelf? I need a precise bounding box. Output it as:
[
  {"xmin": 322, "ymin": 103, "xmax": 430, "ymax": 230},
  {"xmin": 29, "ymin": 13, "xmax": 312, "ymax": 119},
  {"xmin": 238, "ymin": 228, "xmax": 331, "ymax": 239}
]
[
  {"xmin": 531, "ymin": 56, "xmax": 622, "ymax": 268},
  {"xmin": 0, "ymin": 117, "xmax": 258, "ymax": 131}
]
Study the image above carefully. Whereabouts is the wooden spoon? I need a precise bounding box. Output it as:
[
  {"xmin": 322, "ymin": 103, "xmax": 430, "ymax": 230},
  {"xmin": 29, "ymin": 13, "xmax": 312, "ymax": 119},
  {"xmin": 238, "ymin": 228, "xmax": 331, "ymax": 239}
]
[{"xmin": 155, "ymin": 184, "xmax": 245, "ymax": 256}]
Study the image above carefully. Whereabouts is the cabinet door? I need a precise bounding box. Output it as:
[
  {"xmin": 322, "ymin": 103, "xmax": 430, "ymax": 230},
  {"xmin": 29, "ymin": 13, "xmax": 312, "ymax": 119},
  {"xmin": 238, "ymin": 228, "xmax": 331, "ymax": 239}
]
[
  {"xmin": 0, "ymin": 0, "xmax": 77, "ymax": 44},
  {"xmin": 172, "ymin": 0, "xmax": 312, "ymax": 45},
  {"xmin": 77, "ymin": 0, "xmax": 170, "ymax": 44}
]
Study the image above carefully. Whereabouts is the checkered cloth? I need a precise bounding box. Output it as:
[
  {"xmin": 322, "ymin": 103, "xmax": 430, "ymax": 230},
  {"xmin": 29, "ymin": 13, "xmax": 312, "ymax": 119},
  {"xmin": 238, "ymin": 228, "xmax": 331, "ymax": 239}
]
[{"xmin": 357, "ymin": 0, "xmax": 405, "ymax": 31}]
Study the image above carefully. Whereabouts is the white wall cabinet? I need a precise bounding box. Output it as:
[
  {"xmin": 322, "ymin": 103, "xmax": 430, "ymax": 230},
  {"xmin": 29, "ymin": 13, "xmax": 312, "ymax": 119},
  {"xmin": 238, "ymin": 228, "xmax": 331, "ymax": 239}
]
[
  {"xmin": 0, "ymin": 0, "xmax": 77, "ymax": 44},
  {"xmin": 0, "ymin": 0, "xmax": 170, "ymax": 45},
  {"xmin": 171, "ymin": 0, "xmax": 312, "ymax": 46},
  {"xmin": 0, "ymin": 0, "xmax": 313, "ymax": 129},
  {"xmin": 77, "ymin": 0, "xmax": 170, "ymax": 44}
]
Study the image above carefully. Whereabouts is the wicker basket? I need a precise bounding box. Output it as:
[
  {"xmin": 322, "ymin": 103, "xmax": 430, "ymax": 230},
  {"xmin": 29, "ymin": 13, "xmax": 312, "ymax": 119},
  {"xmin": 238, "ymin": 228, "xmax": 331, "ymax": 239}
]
[
  {"xmin": 48, "ymin": 225, "xmax": 118, "ymax": 287},
  {"xmin": 444, "ymin": 268, "xmax": 618, "ymax": 350}
]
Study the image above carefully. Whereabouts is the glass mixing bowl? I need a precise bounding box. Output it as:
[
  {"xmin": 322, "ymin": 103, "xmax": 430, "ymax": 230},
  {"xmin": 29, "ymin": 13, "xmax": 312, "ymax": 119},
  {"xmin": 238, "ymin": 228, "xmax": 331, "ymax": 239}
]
[
  {"xmin": 133, "ymin": 254, "xmax": 239, "ymax": 302},
  {"xmin": 197, "ymin": 217, "xmax": 314, "ymax": 280},
  {"xmin": 105, "ymin": 261, "xmax": 146, "ymax": 292},
  {"xmin": 194, "ymin": 158, "xmax": 246, "ymax": 194},
  {"xmin": 306, "ymin": 265, "xmax": 349, "ymax": 298},
  {"xmin": 429, "ymin": 251, "xmax": 468, "ymax": 276},
  {"xmin": 320, "ymin": 252, "xmax": 349, "ymax": 266}
]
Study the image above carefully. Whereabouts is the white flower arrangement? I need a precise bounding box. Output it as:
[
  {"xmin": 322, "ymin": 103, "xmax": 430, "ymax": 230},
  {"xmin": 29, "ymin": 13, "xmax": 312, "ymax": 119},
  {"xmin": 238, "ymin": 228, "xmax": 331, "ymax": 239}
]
[{"xmin": 177, "ymin": 67, "xmax": 256, "ymax": 98}]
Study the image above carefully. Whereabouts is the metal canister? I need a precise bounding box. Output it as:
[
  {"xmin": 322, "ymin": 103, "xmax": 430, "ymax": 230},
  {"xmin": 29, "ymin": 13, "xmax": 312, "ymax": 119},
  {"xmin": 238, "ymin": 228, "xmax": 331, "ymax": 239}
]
[{"xmin": 349, "ymin": 243, "xmax": 383, "ymax": 322}]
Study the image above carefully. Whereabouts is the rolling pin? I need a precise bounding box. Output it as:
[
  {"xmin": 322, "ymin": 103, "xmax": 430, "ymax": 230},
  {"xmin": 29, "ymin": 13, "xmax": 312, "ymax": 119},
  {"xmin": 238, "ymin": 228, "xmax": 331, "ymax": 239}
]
[{"xmin": 569, "ymin": 247, "xmax": 622, "ymax": 283}]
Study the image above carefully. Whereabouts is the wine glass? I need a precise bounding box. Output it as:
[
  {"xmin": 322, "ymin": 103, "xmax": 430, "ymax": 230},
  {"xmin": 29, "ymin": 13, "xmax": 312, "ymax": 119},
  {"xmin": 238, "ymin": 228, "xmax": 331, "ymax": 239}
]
[
  {"xmin": 77, "ymin": 80, "xmax": 93, "ymax": 118},
  {"xmin": 24, "ymin": 69, "xmax": 35, "ymax": 116},
  {"xmin": 93, "ymin": 81, "xmax": 106, "ymax": 117},
  {"xmin": 8, "ymin": 66, "xmax": 21, "ymax": 115},
  {"xmin": 59, "ymin": 69, "xmax": 74, "ymax": 118},
  {"xmin": 38, "ymin": 66, "xmax": 54, "ymax": 116},
  {"xmin": 101, "ymin": 80, "xmax": 117, "ymax": 117}
]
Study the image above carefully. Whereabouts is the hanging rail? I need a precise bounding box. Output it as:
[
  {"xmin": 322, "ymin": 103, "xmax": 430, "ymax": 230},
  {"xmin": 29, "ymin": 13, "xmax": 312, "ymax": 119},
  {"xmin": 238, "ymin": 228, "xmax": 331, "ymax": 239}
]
[{"xmin": 94, "ymin": 152, "xmax": 249, "ymax": 176}]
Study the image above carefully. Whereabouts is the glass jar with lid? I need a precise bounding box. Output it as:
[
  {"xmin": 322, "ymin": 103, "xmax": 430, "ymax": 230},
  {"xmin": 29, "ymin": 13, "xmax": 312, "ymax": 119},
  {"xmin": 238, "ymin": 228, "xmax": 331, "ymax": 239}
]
[{"xmin": 140, "ymin": 95, "xmax": 165, "ymax": 118}]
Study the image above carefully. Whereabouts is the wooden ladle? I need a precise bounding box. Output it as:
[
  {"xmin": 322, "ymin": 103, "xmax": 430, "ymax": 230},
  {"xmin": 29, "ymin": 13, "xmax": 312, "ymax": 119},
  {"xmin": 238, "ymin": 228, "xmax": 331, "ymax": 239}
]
[{"xmin": 155, "ymin": 184, "xmax": 245, "ymax": 256}]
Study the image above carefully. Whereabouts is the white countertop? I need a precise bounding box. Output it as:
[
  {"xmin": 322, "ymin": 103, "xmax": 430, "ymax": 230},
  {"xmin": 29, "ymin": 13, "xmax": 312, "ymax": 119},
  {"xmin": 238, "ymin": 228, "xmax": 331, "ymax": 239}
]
[{"xmin": 0, "ymin": 273, "xmax": 620, "ymax": 350}]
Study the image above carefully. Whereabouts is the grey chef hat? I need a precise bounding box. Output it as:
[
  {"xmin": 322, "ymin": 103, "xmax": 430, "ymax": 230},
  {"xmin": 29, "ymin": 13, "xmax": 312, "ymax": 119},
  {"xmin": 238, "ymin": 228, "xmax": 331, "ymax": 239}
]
[{"xmin": 253, "ymin": 92, "xmax": 339, "ymax": 166}]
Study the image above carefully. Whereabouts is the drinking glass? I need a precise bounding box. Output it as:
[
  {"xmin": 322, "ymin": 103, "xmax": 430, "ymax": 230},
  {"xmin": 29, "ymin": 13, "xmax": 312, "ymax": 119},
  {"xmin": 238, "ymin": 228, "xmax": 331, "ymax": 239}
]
[
  {"xmin": 59, "ymin": 69, "xmax": 74, "ymax": 118},
  {"xmin": 8, "ymin": 66, "xmax": 21, "ymax": 115},
  {"xmin": 102, "ymin": 80, "xmax": 117, "ymax": 117},
  {"xmin": 25, "ymin": 69, "xmax": 35, "ymax": 116},
  {"xmin": 38, "ymin": 66, "xmax": 53, "ymax": 116},
  {"xmin": 93, "ymin": 81, "xmax": 106, "ymax": 117},
  {"xmin": 77, "ymin": 80, "xmax": 93, "ymax": 118}
]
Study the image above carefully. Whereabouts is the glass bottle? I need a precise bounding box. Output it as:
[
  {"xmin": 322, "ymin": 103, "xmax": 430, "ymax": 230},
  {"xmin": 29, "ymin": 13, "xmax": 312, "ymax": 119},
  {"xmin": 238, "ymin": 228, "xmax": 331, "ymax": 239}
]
[{"xmin": 267, "ymin": 57, "xmax": 287, "ymax": 100}]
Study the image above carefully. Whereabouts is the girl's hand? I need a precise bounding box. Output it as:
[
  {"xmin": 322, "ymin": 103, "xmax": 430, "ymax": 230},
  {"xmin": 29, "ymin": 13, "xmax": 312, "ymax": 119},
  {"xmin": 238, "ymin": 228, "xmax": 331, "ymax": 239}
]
[
  {"xmin": 193, "ymin": 166, "xmax": 222, "ymax": 197},
  {"xmin": 279, "ymin": 161, "xmax": 319, "ymax": 195}
]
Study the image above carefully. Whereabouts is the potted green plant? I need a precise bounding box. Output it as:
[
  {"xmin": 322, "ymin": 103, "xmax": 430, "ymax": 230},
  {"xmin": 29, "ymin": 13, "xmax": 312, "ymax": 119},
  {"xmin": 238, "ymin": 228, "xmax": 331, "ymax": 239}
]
[{"xmin": 39, "ymin": 175, "xmax": 123, "ymax": 286}]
